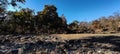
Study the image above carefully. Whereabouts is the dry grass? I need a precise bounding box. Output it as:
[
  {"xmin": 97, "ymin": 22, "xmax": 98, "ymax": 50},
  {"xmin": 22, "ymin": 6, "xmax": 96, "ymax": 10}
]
[{"xmin": 51, "ymin": 34, "xmax": 120, "ymax": 40}]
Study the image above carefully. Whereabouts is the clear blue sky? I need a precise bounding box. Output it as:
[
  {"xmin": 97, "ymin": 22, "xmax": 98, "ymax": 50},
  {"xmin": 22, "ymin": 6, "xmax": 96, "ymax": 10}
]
[{"xmin": 8, "ymin": 0, "xmax": 120, "ymax": 24}]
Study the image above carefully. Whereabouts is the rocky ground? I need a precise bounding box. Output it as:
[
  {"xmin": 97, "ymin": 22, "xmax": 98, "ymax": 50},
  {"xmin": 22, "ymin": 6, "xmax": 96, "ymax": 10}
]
[{"xmin": 0, "ymin": 34, "xmax": 120, "ymax": 54}]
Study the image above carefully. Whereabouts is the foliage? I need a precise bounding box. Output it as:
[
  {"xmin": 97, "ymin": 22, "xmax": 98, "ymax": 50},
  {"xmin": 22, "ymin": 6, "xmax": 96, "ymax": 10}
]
[
  {"xmin": 0, "ymin": 5, "xmax": 67, "ymax": 34},
  {"xmin": 67, "ymin": 12, "xmax": 120, "ymax": 34},
  {"xmin": 1, "ymin": 0, "xmax": 120, "ymax": 34}
]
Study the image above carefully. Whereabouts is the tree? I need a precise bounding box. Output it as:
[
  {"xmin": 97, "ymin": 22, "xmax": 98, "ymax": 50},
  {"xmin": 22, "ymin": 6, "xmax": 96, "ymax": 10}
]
[
  {"xmin": 68, "ymin": 20, "xmax": 79, "ymax": 33},
  {"xmin": 0, "ymin": 0, "xmax": 7, "ymax": 12},
  {"xmin": 78, "ymin": 21, "xmax": 91, "ymax": 33},
  {"xmin": 36, "ymin": 5, "xmax": 67, "ymax": 34},
  {"xmin": 0, "ymin": 0, "xmax": 25, "ymax": 12},
  {"xmin": 0, "ymin": 0, "xmax": 26, "ymax": 24},
  {"xmin": 59, "ymin": 14, "xmax": 67, "ymax": 33},
  {"xmin": 12, "ymin": 8, "xmax": 34, "ymax": 34}
]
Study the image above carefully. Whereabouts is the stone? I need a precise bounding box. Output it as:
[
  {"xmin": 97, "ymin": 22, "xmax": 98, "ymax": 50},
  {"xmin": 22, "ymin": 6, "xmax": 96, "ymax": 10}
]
[
  {"xmin": 18, "ymin": 48, "xmax": 23, "ymax": 54},
  {"xmin": 11, "ymin": 49, "xmax": 18, "ymax": 54}
]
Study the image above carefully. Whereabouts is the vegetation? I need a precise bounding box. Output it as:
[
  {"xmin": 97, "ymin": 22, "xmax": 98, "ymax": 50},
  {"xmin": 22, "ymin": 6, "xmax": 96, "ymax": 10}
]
[
  {"xmin": 68, "ymin": 12, "xmax": 120, "ymax": 34},
  {"xmin": 1, "ymin": 0, "xmax": 120, "ymax": 35},
  {"xmin": 0, "ymin": 5, "xmax": 67, "ymax": 34}
]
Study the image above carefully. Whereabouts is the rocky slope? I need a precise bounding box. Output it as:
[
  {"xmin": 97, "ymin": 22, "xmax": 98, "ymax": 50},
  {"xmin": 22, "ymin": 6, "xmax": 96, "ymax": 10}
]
[{"xmin": 0, "ymin": 35, "xmax": 120, "ymax": 54}]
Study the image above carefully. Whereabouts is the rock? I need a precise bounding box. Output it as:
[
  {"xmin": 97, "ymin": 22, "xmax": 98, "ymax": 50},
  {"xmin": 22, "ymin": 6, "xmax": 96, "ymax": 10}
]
[
  {"xmin": 0, "ymin": 51, "xmax": 4, "ymax": 54},
  {"xmin": 87, "ymin": 50, "xmax": 94, "ymax": 54},
  {"xmin": 18, "ymin": 48, "xmax": 23, "ymax": 54},
  {"xmin": 11, "ymin": 49, "xmax": 18, "ymax": 54},
  {"xmin": 36, "ymin": 51, "xmax": 41, "ymax": 54},
  {"xmin": 0, "ymin": 35, "xmax": 120, "ymax": 54}
]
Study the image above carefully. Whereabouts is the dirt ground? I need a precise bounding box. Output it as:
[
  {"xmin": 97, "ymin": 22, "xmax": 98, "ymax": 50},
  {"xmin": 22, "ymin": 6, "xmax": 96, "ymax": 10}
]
[{"xmin": 51, "ymin": 34, "xmax": 120, "ymax": 40}]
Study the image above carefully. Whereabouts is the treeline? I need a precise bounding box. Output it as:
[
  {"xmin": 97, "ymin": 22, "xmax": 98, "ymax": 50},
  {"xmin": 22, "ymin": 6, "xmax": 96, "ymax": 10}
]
[
  {"xmin": 0, "ymin": 5, "xmax": 67, "ymax": 35},
  {"xmin": 68, "ymin": 13, "xmax": 120, "ymax": 34},
  {"xmin": 1, "ymin": 5, "xmax": 120, "ymax": 35}
]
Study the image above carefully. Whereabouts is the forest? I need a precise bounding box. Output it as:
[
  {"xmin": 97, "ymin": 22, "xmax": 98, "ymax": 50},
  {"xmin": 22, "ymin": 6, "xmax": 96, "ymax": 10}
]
[{"xmin": 1, "ymin": 0, "xmax": 120, "ymax": 35}]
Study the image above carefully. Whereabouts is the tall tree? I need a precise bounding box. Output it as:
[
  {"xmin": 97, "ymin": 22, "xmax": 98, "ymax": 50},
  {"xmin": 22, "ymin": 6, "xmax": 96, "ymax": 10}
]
[{"xmin": 36, "ymin": 5, "xmax": 67, "ymax": 34}]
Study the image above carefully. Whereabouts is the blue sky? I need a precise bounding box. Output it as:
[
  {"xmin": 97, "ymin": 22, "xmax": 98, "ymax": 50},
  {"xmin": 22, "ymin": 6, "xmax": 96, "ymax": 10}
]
[{"xmin": 8, "ymin": 0, "xmax": 120, "ymax": 23}]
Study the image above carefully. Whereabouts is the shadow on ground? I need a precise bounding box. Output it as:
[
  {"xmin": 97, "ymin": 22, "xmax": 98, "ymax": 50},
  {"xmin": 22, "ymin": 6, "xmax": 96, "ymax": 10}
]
[{"xmin": 65, "ymin": 36, "xmax": 120, "ymax": 51}]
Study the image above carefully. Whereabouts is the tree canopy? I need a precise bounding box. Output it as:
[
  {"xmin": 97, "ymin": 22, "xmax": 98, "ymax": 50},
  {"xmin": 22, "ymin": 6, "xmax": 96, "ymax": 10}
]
[{"xmin": 1, "ymin": 0, "xmax": 120, "ymax": 34}]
